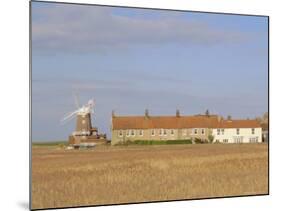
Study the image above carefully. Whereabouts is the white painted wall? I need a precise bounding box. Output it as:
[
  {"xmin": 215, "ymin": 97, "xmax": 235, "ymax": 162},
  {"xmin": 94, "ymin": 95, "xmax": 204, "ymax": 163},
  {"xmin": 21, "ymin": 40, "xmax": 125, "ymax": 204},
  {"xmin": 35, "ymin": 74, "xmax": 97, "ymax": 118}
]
[{"xmin": 212, "ymin": 128, "xmax": 262, "ymax": 143}]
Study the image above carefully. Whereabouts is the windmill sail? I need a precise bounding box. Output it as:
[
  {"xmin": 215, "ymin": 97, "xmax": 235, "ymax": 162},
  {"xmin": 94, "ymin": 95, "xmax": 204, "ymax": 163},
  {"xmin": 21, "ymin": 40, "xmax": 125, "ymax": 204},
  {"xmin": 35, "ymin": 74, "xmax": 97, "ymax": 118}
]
[
  {"xmin": 61, "ymin": 96, "xmax": 107, "ymax": 147},
  {"xmin": 61, "ymin": 109, "xmax": 79, "ymax": 124}
]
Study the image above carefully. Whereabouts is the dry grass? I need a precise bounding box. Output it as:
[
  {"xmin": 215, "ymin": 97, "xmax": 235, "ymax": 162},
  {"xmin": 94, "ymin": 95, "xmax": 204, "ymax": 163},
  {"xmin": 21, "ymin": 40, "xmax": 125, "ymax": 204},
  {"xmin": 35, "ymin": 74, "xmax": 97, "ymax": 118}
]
[{"xmin": 32, "ymin": 143, "xmax": 268, "ymax": 209}]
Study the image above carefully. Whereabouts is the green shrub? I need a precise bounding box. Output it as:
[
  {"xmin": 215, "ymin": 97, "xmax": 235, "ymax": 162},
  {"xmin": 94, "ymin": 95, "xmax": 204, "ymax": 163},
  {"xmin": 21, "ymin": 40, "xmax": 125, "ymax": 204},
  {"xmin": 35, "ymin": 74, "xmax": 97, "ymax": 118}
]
[
  {"xmin": 58, "ymin": 143, "xmax": 65, "ymax": 149},
  {"xmin": 194, "ymin": 138, "xmax": 204, "ymax": 144},
  {"xmin": 208, "ymin": 135, "xmax": 214, "ymax": 143},
  {"xmin": 133, "ymin": 139, "xmax": 192, "ymax": 145},
  {"xmin": 114, "ymin": 140, "xmax": 133, "ymax": 146},
  {"xmin": 166, "ymin": 140, "xmax": 192, "ymax": 144}
]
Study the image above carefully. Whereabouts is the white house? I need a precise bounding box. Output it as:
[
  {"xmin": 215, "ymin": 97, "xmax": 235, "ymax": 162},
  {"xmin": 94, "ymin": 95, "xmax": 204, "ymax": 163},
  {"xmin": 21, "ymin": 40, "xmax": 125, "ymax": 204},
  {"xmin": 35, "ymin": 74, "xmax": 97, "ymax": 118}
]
[
  {"xmin": 212, "ymin": 120, "xmax": 262, "ymax": 143},
  {"xmin": 111, "ymin": 110, "xmax": 264, "ymax": 144}
]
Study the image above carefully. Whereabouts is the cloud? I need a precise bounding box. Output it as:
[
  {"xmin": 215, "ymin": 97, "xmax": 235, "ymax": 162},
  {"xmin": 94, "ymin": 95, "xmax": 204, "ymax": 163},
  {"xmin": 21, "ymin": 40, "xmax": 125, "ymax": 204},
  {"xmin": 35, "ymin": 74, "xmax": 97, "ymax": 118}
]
[{"xmin": 32, "ymin": 4, "xmax": 249, "ymax": 54}]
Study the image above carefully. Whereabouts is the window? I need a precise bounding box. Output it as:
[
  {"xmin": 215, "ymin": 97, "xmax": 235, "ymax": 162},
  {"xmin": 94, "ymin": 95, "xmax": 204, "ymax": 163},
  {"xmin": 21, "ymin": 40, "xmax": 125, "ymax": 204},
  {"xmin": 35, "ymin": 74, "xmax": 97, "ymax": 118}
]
[
  {"xmin": 234, "ymin": 136, "xmax": 243, "ymax": 143},
  {"xmin": 249, "ymin": 137, "xmax": 258, "ymax": 143},
  {"xmin": 139, "ymin": 130, "xmax": 143, "ymax": 136},
  {"xmin": 236, "ymin": 128, "xmax": 240, "ymax": 135},
  {"xmin": 151, "ymin": 129, "xmax": 155, "ymax": 136},
  {"xmin": 118, "ymin": 130, "xmax": 123, "ymax": 137},
  {"xmin": 251, "ymin": 128, "xmax": 255, "ymax": 135},
  {"xmin": 159, "ymin": 129, "xmax": 163, "ymax": 136},
  {"xmin": 223, "ymin": 139, "xmax": 228, "ymax": 143},
  {"xmin": 217, "ymin": 129, "xmax": 220, "ymax": 135},
  {"xmin": 171, "ymin": 129, "xmax": 174, "ymax": 136},
  {"xmin": 163, "ymin": 129, "xmax": 167, "ymax": 136},
  {"xmin": 215, "ymin": 139, "xmax": 220, "ymax": 143},
  {"xmin": 221, "ymin": 129, "xmax": 224, "ymax": 135},
  {"xmin": 131, "ymin": 130, "xmax": 135, "ymax": 136},
  {"xmin": 194, "ymin": 129, "xmax": 198, "ymax": 135},
  {"xmin": 201, "ymin": 129, "xmax": 205, "ymax": 135},
  {"xmin": 126, "ymin": 130, "xmax": 130, "ymax": 137}
]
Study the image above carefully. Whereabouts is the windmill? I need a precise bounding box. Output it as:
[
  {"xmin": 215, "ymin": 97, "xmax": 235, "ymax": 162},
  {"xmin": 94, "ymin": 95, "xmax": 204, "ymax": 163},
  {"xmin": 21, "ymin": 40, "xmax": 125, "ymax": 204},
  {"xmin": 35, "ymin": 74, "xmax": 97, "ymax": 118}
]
[{"xmin": 61, "ymin": 94, "xmax": 107, "ymax": 148}]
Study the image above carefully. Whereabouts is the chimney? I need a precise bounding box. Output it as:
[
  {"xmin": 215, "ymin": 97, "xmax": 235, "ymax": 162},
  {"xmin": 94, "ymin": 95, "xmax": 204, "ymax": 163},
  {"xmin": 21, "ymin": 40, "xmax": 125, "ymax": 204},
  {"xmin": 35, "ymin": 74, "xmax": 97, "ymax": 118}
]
[
  {"xmin": 176, "ymin": 109, "xmax": 180, "ymax": 117},
  {"xmin": 112, "ymin": 110, "xmax": 115, "ymax": 118},
  {"xmin": 205, "ymin": 109, "xmax": 210, "ymax": 117},
  {"xmin": 145, "ymin": 109, "xmax": 149, "ymax": 118}
]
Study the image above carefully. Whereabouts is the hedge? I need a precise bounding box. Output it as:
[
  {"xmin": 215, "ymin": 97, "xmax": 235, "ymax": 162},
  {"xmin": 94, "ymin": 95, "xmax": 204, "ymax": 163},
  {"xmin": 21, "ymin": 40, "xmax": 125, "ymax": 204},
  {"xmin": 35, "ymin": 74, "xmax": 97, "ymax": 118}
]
[{"xmin": 132, "ymin": 139, "xmax": 192, "ymax": 145}]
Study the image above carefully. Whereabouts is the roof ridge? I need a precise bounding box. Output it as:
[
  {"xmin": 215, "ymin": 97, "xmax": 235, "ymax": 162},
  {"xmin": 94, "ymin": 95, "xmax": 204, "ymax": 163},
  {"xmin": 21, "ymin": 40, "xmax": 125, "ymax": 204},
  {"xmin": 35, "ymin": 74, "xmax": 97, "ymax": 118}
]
[{"xmin": 112, "ymin": 115, "xmax": 261, "ymax": 130}]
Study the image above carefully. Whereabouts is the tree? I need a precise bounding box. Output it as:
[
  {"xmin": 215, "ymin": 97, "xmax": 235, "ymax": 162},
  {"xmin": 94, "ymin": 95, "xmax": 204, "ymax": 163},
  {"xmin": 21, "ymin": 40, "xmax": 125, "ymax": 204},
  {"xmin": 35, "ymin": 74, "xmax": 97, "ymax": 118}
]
[
  {"xmin": 255, "ymin": 117, "xmax": 262, "ymax": 123},
  {"xmin": 263, "ymin": 112, "xmax": 268, "ymax": 123},
  {"xmin": 208, "ymin": 134, "xmax": 214, "ymax": 143}
]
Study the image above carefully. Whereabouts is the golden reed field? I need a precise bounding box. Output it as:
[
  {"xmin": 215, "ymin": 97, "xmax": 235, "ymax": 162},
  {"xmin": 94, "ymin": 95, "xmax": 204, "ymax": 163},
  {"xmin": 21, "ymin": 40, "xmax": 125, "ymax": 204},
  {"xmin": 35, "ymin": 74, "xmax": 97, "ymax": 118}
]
[{"xmin": 32, "ymin": 143, "xmax": 268, "ymax": 209}]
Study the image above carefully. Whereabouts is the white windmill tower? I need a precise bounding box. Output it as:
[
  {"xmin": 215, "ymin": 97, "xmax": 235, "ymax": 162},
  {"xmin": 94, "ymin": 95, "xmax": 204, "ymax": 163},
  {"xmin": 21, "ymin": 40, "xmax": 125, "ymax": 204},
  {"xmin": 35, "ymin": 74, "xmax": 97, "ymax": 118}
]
[{"xmin": 61, "ymin": 95, "xmax": 95, "ymax": 144}]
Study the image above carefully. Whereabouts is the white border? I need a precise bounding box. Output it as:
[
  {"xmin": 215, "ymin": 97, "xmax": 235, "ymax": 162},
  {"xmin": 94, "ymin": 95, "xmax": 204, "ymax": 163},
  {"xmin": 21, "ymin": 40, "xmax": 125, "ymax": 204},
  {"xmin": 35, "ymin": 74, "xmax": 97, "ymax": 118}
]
[{"xmin": 1, "ymin": 0, "xmax": 279, "ymax": 211}]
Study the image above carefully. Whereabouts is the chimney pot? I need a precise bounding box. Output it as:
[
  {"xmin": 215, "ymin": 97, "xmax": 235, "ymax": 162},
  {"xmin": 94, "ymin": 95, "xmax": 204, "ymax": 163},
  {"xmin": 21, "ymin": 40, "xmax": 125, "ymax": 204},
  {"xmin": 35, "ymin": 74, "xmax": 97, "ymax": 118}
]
[
  {"xmin": 176, "ymin": 109, "xmax": 180, "ymax": 117},
  {"xmin": 145, "ymin": 109, "xmax": 149, "ymax": 117},
  {"xmin": 112, "ymin": 110, "xmax": 115, "ymax": 118}
]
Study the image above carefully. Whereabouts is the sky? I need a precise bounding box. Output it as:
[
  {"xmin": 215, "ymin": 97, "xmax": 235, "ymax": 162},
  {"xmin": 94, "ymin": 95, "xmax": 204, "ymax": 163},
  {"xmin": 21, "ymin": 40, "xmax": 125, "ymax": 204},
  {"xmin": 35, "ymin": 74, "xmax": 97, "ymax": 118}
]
[{"xmin": 31, "ymin": 1, "xmax": 268, "ymax": 142}]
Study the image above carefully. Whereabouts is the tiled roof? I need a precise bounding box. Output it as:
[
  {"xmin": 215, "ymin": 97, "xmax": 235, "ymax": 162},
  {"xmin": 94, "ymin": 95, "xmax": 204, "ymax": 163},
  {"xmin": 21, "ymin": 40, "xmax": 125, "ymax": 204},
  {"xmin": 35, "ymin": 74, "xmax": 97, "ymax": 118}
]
[
  {"xmin": 215, "ymin": 120, "xmax": 261, "ymax": 128},
  {"xmin": 112, "ymin": 115, "xmax": 261, "ymax": 130}
]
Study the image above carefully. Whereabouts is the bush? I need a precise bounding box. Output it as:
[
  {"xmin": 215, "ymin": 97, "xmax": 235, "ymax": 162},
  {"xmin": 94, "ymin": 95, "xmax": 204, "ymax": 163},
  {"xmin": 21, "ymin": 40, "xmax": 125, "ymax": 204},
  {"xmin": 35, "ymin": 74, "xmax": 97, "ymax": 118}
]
[
  {"xmin": 166, "ymin": 140, "xmax": 192, "ymax": 144},
  {"xmin": 114, "ymin": 140, "xmax": 131, "ymax": 146},
  {"xmin": 194, "ymin": 138, "xmax": 204, "ymax": 144},
  {"xmin": 208, "ymin": 135, "xmax": 214, "ymax": 143},
  {"xmin": 58, "ymin": 143, "xmax": 65, "ymax": 149},
  {"xmin": 133, "ymin": 140, "xmax": 192, "ymax": 145}
]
